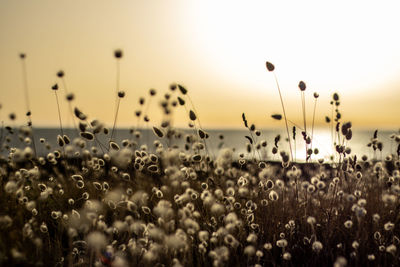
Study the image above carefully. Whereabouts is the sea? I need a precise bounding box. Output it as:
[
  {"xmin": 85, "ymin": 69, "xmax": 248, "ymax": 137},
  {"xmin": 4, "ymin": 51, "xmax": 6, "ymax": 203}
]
[{"xmin": 2, "ymin": 127, "xmax": 399, "ymax": 162}]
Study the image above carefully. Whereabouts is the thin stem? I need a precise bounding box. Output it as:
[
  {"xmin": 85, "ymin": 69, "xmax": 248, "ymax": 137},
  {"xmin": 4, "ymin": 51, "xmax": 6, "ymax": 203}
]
[
  {"xmin": 116, "ymin": 60, "xmax": 120, "ymax": 96},
  {"xmin": 21, "ymin": 59, "xmax": 30, "ymax": 113},
  {"xmin": 301, "ymin": 91, "xmax": 308, "ymax": 161},
  {"xmin": 294, "ymin": 136, "xmax": 296, "ymax": 163},
  {"xmin": 84, "ymin": 119, "xmax": 106, "ymax": 154},
  {"xmin": 310, "ymin": 98, "xmax": 318, "ymax": 159},
  {"xmin": 273, "ymin": 73, "xmax": 293, "ymax": 162},
  {"xmin": 54, "ymin": 91, "xmax": 64, "ymax": 137},
  {"xmin": 331, "ymin": 104, "xmax": 334, "ymax": 145},
  {"xmin": 186, "ymin": 94, "xmax": 215, "ymax": 160},
  {"xmin": 0, "ymin": 121, "xmax": 4, "ymax": 152},
  {"xmin": 110, "ymin": 97, "xmax": 121, "ymax": 144},
  {"xmin": 54, "ymin": 90, "xmax": 65, "ymax": 156},
  {"xmin": 110, "ymin": 59, "xmax": 121, "ymax": 142},
  {"xmin": 20, "ymin": 58, "xmax": 37, "ymax": 156},
  {"xmin": 61, "ymin": 78, "xmax": 78, "ymax": 133}
]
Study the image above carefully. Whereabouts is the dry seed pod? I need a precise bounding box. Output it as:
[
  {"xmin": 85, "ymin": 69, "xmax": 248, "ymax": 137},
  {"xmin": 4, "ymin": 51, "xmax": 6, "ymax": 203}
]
[
  {"xmin": 178, "ymin": 84, "xmax": 187, "ymax": 95},
  {"xmin": 189, "ymin": 110, "xmax": 196, "ymax": 121},
  {"xmin": 147, "ymin": 165, "xmax": 159, "ymax": 173},
  {"xmin": 245, "ymin": 136, "xmax": 253, "ymax": 144},
  {"xmin": 74, "ymin": 107, "xmax": 86, "ymax": 120},
  {"xmin": 57, "ymin": 135, "xmax": 65, "ymax": 147},
  {"xmin": 114, "ymin": 49, "xmax": 123, "ymax": 58},
  {"xmin": 271, "ymin": 114, "xmax": 282, "ymax": 120},
  {"xmin": 266, "ymin": 61, "xmax": 275, "ymax": 72},
  {"xmin": 177, "ymin": 96, "xmax": 185, "ymax": 106},
  {"xmin": 153, "ymin": 127, "xmax": 164, "ymax": 138},
  {"xmin": 192, "ymin": 154, "xmax": 202, "ymax": 162},
  {"xmin": 325, "ymin": 116, "xmax": 331, "ymax": 123},
  {"xmin": 242, "ymin": 113, "xmax": 248, "ymax": 128},
  {"xmin": 333, "ymin": 93, "xmax": 339, "ymax": 101},
  {"xmin": 149, "ymin": 89, "xmax": 156, "ymax": 96},
  {"xmin": 80, "ymin": 132, "xmax": 94, "ymax": 141},
  {"xmin": 79, "ymin": 122, "xmax": 86, "ymax": 132},
  {"xmin": 198, "ymin": 129, "xmax": 206, "ymax": 139},
  {"xmin": 161, "ymin": 121, "xmax": 169, "ymax": 128},
  {"xmin": 109, "ymin": 141, "xmax": 120, "ymax": 151},
  {"xmin": 63, "ymin": 135, "xmax": 70, "ymax": 145},
  {"xmin": 118, "ymin": 91, "xmax": 125, "ymax": 98},
  {"xmin": 57, "ymin": 70, "xmax": 64, "ymax": 78},
  {"xmin": 66, "ymin": 93, "xmax": 74, "ymax": 101},
  {"xmin": 298, "ymin": 81, "xmax": 306, "ymax": 91}
]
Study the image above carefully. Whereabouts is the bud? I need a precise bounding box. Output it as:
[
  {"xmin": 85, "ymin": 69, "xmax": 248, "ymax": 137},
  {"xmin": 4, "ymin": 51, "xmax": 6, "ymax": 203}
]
[
  {"xmin": 298, "ymin": 81, "xmax": 306, "ymax": 91},
  {"xmin": 114, "ymin": 49, "xmax": 123, "ymax": 58},
  {"xmin": 57, "ymin": 70, "xmax": 64, "ymax": 78},
  {"xmin": 265, "ymin": 61, "xmax": 275, "ymax": 72},
  {"xmin": 118, "ymin": 91, "xmax": 125, "ymax": 98}
]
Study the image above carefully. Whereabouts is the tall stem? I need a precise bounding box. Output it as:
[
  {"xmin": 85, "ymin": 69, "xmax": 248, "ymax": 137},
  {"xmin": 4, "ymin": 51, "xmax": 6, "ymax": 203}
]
[
  {"xmin": 54, "ymin": 91, "xmax": 64, "ymax": 137},
  {"xmin": 110, "ymin": 60, "xmax": 121, "ymax": 142},
  {"xmin": 310, "ymin": 98, "xmax": 317, "ymax": 160},
  {"xmin": 301, "ymin": 91, "xmax": 308, "ymax": 161},
  {"xmin": 273, "ymin": 73, "xmax": 293, "ymax": 162},
  {"xmin": 110, "ymin": 97, "xmax": 120, "ymax": 144},
  {"xmin": 20, "ymin": 57, "xmax": 37, "ymax": 156}
]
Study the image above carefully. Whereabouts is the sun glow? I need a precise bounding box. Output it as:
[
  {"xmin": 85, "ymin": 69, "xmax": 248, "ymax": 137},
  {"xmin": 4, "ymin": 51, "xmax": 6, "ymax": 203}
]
[
  {"xmin": 0, "ymin": 0, "xmax": 399, "ymax": 128},
  {"xmin": 189, "ymin": 0, "xmax": 400, "ymax": 96}
]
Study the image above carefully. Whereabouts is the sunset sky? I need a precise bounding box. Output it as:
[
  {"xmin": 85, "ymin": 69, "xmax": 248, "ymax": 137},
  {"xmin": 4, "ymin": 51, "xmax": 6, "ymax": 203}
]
[{"xmin": 1, "ymin": 0, "xmax": 399, "ymax": 129}]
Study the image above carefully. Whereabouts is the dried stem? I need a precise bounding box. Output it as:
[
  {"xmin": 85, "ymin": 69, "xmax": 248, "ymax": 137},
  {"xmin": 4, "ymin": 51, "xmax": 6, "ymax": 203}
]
[
  {"xmin": 273, "ymin": 73, "xmax": 293, "ymax": 162},
  {"xmin": 110, "ymin": 97, "xmax": 121, "ymax": 144},
  {"xmin": 20, "ymin": 56, "xmax": 37, "ymax": 156},
  {"xmin": 110, "ymin": 59, "xmax": 121, "ymax": 142},
  {"xmin": 310, "ymin": 97, "xmax": 318, "ymax": 159}
]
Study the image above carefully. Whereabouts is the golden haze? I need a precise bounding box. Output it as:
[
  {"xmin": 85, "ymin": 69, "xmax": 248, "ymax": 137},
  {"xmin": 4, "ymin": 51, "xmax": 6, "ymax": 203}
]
[{"xmin": 0, "ymin": 0, "xmax": 399, "ymax": 129}]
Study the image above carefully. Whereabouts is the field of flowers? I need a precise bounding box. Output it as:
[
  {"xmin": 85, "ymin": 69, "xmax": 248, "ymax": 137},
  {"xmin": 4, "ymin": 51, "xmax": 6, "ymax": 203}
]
[{"xmin": 1, "ymin": 54, "xmax": 400, "ymax": 266}]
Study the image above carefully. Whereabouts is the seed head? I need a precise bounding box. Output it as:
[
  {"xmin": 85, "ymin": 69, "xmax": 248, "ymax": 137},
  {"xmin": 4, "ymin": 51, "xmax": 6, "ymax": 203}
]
[
  {"xmin": 109, "ymin": 141, "xmax": 120, "ymax": 151},
  {"xmin": 178, "ymin": 84, "xmax": 187, "ymax": 95},
  {"xmin": 153, "ymin": 127, "xmax": 164, "ymax": 138},
  {"xmin": 57, "ymin": 70, "xmax": 64, "ymax": 78},
  {"xmin": 312, "ymin": 241, "xmax": 323, "ymax": 252},
  {"xmin": 265, "ymin": 61, "xmax": 275, "ymax": 72},
  {"xmin": 189, "ymin": 110, "xmax": 197, "ymax": 121},
  {"xmin": 307, "ymin": 216, "xmax": 316, "ymax": 225},
  {"xmin": 298, "ymin": 81, "xmax": 306, "ymax": 91},
  {"xmin": 169, "ymin": 83, "xmax": 177, "ymax": 91},
  {"xmin": 52, "ymin": 84, "xmax": 58, "ymax": 90},
  {"xmin": 177, "ymin": 96, "xmax": 185, "ymax": 105},
  {"xmin": 313, "ymin": 92, "xmax": 319, "ymax": 98},
  {"xmin": 333, "ymin": 93, "xmax": 339, "ymax": 101},
  {"xmin": 114, "ymin": 49, "xmax": 123, "ymax": 58},
  {"xmin": 66, "ymin": 93, "xmax": 74, "ymax": 101},
  {"xmin": 344, "ymin": 220, "xmax": 353, "ymax": 229},
  {"xmin": 118, "ymin": 91, "xmax": 125, "ymax": 98},
  {"xmin": 271, "ymin": 114, "xmax": 282, "ymax": 120},
  {"xmin": 19, "ymin": 53, "xmax": 26, "ymax": 59},
  {"xmin": 80, "ymin": 131, "xmax": 94, "ymax": 140}
]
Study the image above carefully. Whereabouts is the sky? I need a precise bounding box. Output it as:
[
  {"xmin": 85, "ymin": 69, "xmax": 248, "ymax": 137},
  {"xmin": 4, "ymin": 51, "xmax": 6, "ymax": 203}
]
[{"xmin": 1, "ymin": 0, "xmax": 399, "ymax": 129}]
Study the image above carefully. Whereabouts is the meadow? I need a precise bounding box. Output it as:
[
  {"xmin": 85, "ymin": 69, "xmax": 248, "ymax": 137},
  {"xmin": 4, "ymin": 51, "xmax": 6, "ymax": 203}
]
[{"xmin": 0, "ymin": 53, "xmax": 400, "ymax": 267}]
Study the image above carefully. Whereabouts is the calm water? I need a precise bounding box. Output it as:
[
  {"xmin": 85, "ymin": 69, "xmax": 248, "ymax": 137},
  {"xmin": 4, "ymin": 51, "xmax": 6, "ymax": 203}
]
[{"xmin": 2, "ymin": 127, "xmax": 398, "ymax": 162}]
